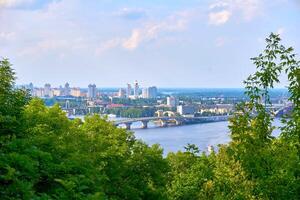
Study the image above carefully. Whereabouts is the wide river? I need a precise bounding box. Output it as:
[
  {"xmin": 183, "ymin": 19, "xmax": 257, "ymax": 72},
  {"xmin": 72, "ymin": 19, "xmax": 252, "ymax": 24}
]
[
  {"xmin": 73, "ymin": 115, "xmax": 282, "ymax": 156},
  {"xmin": 131, "ymin": 119, "xmax": 282, "ymax": 155}
]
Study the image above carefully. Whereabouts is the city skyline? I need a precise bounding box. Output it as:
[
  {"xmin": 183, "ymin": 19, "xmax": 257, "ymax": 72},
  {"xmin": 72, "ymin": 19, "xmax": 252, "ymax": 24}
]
[
  {"xmin": 24, "ymin": 80, "xmax": 161, "ymax": 99},
  {"xmin": 1, "ymin": 0, "xmax": 300, "ymax": 87}
]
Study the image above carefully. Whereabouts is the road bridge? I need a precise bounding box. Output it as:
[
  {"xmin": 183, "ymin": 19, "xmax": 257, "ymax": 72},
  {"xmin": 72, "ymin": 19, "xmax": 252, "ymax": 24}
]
[{"xmin": 113, "ymin": 115, "xmax": 231, "ymax": 130}]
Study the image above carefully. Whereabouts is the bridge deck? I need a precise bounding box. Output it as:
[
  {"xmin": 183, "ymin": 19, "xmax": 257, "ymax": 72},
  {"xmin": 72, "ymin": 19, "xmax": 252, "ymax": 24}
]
[{"xmin": 113, "ymin": 115, "xmax": 231, "ymax": 125}]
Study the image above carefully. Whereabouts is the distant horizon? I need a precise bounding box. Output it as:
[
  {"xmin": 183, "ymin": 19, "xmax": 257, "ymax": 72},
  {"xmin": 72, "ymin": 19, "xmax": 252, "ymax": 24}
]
[
  {"xmin": 1, "ymin": 0, "xmax": 299, "ymax": 88},
  {"xmin": 17, "ymin": 83, "xmax": 289, "ymax": 90}
]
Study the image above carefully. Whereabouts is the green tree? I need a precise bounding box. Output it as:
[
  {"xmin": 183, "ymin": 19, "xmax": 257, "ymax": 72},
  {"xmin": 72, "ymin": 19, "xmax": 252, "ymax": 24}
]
[
  {"xmin": 0, "ymin": 58, "xmax": 30, "ymax": 140},
  {"xmin": 166, "ymin": 33, "xmax": 300, "ymax": 199},
  {"xmin": 0, "ymin": 58, "xmax": 168, "ymax": 199},
  {"xmin": 215, "ymin": 33, "xmax": 300, "ymax": 199}
]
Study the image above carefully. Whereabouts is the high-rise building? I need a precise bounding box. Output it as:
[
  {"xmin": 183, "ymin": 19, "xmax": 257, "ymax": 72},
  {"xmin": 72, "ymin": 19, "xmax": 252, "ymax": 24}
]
[
  {"xmin": 134, "ymin": 80, "xmax": 139, "ymax": 98},
  {"xmin": 44, "ymin": 83, "xmax": 52, "ymax": 97},
  {"xmin": 87, "ymin": 84, "xmax": 97, "ymax": 99},
  {"xmin": 33, "ymin": 88, "xmax": 44, "ymax": 97},
  {"xmin": 29, "ymin": 83, "xmax": 34, "ymax": 95},
  {"xmin": 126, "ymin": 83, "xmax": 131, "ymax": 98},
  {"xmin": 142, "ymin": 86, "xmax": 157, "ymax": 98},
  {"xmin": 71, "ymin": 87, "xmax": 81, "ymax": 97},
  {"xmin": 142, "ymin": 88, "xmax": 148, "ymax": 98},
  {"xmin": 59, "ymin": 85, "xmax": 63, "ymax": 96},
  {"xmin": 167, "ymin": 96, "xmax": 177, "ymax": 107},
  {"xmin": 53, "ymin": 88, "xmax": 61, "ymax": 96},
  {"xmin": 148, "ymin": 86, "xmax": 157, "ymax": 98},
  {"xmin": 63, "ymin": 83, "xmax": 70, "ymax": 96},
  {"xmin": 118, "ymin": 88, "xmax": 126, "ymax": 98}
]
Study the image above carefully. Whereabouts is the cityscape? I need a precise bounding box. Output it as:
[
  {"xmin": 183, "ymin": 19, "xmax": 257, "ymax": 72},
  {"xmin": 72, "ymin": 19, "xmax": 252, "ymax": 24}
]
[
  {"xmin": 19, "ymin": 81, "xmax": 291, "ymax": 130},
  {"xmin": 1, "ymin": 0, "xmax": 299, "ymax": 199},
  {"xmin": 25, "ymin": 81, "xmax": 158, "ymax": 100}
]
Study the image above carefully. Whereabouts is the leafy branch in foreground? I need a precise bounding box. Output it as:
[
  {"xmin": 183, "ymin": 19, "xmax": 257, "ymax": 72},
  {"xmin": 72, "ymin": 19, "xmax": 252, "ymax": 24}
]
[{"xmin": 167, "ymin": 33, "xmax": 299, "ymax": 199}]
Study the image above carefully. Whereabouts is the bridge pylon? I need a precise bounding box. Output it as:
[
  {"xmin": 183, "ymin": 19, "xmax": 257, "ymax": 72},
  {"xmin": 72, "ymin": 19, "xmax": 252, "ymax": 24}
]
[
  {"xmin": 124, "ymin": 122, "xmax": 132, "ymax": 130},
  {"xmin": 159, "ymin": 119, "xmax": 167, "ymax": 127},
  {"xmin": 141, "ymin": 120, "xmax": 148, "ymax": 129}
]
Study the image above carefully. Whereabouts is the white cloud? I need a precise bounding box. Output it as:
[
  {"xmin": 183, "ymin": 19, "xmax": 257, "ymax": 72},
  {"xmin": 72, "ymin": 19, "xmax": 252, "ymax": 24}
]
[
  {"xmin": 122, "ymin": 29, "xmax": 142, "ymax": 50},
  {"xmin": 209, "ymin": 10, "xmax": 231, "ymax": 25},
  {"xmin": 122, "ymin": 13, "xmax": 189, "ymax": 50},
  {"xmin": 94, "ymin": 11, "xmax": 191, "ymax": 53},
  {"xmin": 0, "ymin": 0, "xmax": 33, "ymax": 8},
  {"xmin": 208, "ymin": 0, "xmax": 263, "ymax": 25}
]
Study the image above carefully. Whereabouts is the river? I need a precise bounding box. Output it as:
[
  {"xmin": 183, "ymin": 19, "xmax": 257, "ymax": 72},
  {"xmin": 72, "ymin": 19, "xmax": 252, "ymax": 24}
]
[
  {"xmin": 71, "ymin": 115, "xmax": 282, "ymax": 156},
  {"xmin": 132, "ymin": 119, "xmax": 282, "ymax": 155}
]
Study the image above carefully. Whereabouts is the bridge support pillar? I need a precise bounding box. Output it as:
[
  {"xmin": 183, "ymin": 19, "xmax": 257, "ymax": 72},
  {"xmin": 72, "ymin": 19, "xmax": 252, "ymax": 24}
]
[
  {"xmin": 159, "ymin": 120, "xmax": 167, "ymax": 127},
  {"xmin": 124, "ymin": 123, "xmax": 132, "ymax": 130},
  {"xmin": 175, "ymin": 119, "xmax": 182, "ymax": 126},
  {"xmin": 141, "ymin": 120, "xmax": 148, "ymax": 129}
]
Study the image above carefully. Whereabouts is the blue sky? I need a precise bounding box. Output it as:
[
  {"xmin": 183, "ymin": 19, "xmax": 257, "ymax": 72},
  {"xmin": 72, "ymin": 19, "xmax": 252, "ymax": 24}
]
[{"xmin": 0, "ymin": 0, "xmax": 299, "ymax": 88}]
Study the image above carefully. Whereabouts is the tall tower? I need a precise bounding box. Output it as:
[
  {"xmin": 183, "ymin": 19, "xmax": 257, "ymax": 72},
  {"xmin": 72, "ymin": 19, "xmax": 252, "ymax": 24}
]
[
  {"xmin": 64, "ymin": 83, "xmax": 70, "ymax": 96},
  {"xmin": 44, "ymin": 83, "xmax": 52, "ymax": 97},
  {"xmin": 134, "ymin": 80, "xmax": 139, "ymax": 98},
  {"xmin": 88, "ymin": 84, "xmax": 97, "ymax": 99},
  {"xmin": 142, "ymin": 88, "xmax": 149, "ymax": 98},
  {"xmin": 29, "ymin": 83, "xmax": 34, "ymax": 95},
  {"xmin": 126, "ymin": 83, "xmax": 131, "ymax": 98},
  {"xmin": 118, "ymin": 88, "xmax": 126, "ymax": 98},
  {"xmin": 148, "ymin": 86, "xmax": 157, "ymax": 98}
]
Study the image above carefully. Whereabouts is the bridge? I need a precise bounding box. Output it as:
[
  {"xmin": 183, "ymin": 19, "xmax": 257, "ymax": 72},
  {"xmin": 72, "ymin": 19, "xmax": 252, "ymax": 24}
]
[
  {"xmin": 273, "ymin": 104, "xmax": 293, "ymax": 117},
  {"xmin": 113, "ymin": 115, "xmax": 231, "ymax": 130}
]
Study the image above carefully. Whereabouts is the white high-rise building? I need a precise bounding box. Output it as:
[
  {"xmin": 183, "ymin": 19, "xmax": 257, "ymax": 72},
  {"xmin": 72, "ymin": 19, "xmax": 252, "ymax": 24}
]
[
  {"xmin": 142, "ymin": 88, "xmax": 148, "ymax": 98},
  {"xmin": 44, "ymin": 83, "xmax": 52, "ymax": 97},
  {"xmin": 126, "ymin": 83, "xmax": 131, "ymax": 98},
  {"xmin": 63, "ymin": 83, "xmax": 70, "ymax": 96},
  {"xmin": 87, "ymin": 84, "xmax": 97, "ymax": 99},
  {"xmin": 134, "ymin": 80, "xmax": 139, "ymax": 98},
  {"xmin": 177, "ymin": 105, "xmax": 195, "ymax": 115},
  {"xmin": 71, "ymin": 87, "xmax": 81, "ymax": 97},
  {"xmin": 53, "ymin": 88, "xmax": 61, "ymax": 96},
  {"xmin": 118, "ymin": 88, "xmax": 126, "ymax": 98},
  {"xmin": 167, "ymin": 96, "xmax": 177, "ymax": 107},
  {"xmin": 33, "ymin": 88, "xmax": 44, "ymax": 97}
]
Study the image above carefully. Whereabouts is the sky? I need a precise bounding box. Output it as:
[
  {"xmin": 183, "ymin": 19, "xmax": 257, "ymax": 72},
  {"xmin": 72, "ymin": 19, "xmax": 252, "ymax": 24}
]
[{"xmin": 0, "ymin": 0, "xmax": 299, "ymax": 88}]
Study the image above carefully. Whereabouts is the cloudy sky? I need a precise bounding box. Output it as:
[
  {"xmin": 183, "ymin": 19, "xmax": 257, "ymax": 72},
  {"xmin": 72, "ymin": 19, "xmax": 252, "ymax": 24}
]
[{"xmin": 0, "ymin": 0, "xmax": 299, "ymax": 88}]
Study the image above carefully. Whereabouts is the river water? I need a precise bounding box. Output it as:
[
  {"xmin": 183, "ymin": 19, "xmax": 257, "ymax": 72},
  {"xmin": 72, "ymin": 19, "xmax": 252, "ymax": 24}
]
[
  {"xmin": 71, "ymin": 115, "xmax": 282, "ymax": 156},
  {"xmin": 132, "ymin": 119, "xmax": 282, "ymax": 155}
]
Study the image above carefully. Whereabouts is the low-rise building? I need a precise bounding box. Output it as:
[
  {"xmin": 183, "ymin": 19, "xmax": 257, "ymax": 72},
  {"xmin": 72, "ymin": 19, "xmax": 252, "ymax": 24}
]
[
  {"xmin": 177, "ymin": 105, "xmax": 195, "ymax": 115},
  {"xmin": 199, "ymin": 104, "xmax": 233, "ymax": 115}
]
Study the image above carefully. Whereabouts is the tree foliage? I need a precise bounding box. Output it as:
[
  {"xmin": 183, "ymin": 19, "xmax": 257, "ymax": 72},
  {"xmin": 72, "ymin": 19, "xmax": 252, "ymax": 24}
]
[
  {"xmin": 0, "ymin": 60, "xmax": 168, "ymax": 199},
  {"xmin": 166, "ymin": 33, "xmax": 300, "ymax": 199}
]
